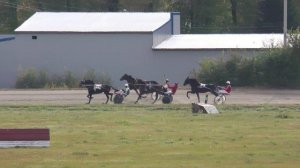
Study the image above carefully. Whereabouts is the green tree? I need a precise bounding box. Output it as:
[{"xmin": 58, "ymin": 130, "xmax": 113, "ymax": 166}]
[
  {"xmin": 83, "ymin": 68, "xmax": 97, "ymax": 81},
  {"xmin": 288, "ymin": 0, "xmax": 300, "ymax": 29},
  {"xmin": 1, "ymin": 0, "xmax": 300, "ymax": 34},
  {"xmin": 229, "ymin": 0, "xmax": 260, "ymax": 33},
  {"xmin": 257, "ymin": 0, "xmax": 283, "ymax": 33},
  {"xmin": 171, "ymin": 0, "xmax": 233, "ymax": 33},
  {"xmin": 64, "ymin": 70, "xmax": 78, "ymax": 88},
  {"xmin": 0, "ymin": 0, "xmax": 18, "ymax": 32}
]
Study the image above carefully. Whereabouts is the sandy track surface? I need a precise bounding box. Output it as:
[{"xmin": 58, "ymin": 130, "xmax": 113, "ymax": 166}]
[{"xmin": 0, "ymin": 88, "xmax": 300, "ymax": 105}]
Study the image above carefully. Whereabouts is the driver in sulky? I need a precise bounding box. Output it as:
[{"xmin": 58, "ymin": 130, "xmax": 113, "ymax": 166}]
[
  {"xmin": 218, "ymin": 81, "xmax": 232, "ymax": 94},
  {"xmin": 163, "ymin": 79, "xmax": 170, "ymax": 92},
  {"xmin": 122, "ymin": 83, "xmax": 130, "ymax": 97}
]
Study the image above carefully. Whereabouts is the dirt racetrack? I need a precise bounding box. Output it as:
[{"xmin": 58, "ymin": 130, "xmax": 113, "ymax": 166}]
[{"xmin": 0, "ymin": 88, "xmax": 300, "ymax": 105}]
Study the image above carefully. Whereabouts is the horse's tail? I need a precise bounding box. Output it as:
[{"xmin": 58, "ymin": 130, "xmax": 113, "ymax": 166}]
[
  {"xmin": 204, "ymin": 84, "xmax": 219, "ymax": 96},
  {"xmin": 211, "ymin": 90, "xmax": 219, "ymax": 96},
  {"xmin": 210, "ymin": 86, "xmax": 219, "ymax": 96}
]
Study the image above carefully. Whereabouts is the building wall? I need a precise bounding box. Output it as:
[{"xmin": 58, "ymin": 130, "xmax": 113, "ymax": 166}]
[
  {"xmin": 153, "ymin": 49, "xmax": 259, "ymax": 84},
  {"xmin": 153, "ymin": 20, "xmax": 172, "ymax": 47},
  {"xmin": 1, "ymin": 33, "xmax": 261, "ymax": 88},
  {"xmin": 152, "ymin": 12, "xmax": 180, "ymax": 47},
  {"xmin": 0, "ymin": 39, "xmax": 17, "ymax": 88},
  {"xmin": 13, "ymin": 33, "xmax": 155, "ymax": 87}
]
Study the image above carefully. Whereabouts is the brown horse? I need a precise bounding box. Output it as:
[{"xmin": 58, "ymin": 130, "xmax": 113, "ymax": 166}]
[
  {"xmin": 183, "ymin": 77, "xmax": 219, "ymax": 103},
  {"xmin": 80, "ymin": 80, "xmax": 117, "ymax": 104},
  {"xmin": 120, "ymin": 74, "xmax": 165, "ymax": 104}
]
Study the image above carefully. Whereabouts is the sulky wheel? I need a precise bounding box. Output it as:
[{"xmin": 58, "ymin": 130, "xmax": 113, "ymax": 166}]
[
  {"xmin": 162, "ymin": 94, "xmax": 173, "ymax": 104},
  {"xmin": 113, "ymin": 94, "xmax": 124, "ymax": 104},
  {"xmin": 214, "ymin": 95, "xmax": 226, "ymax": 105}
]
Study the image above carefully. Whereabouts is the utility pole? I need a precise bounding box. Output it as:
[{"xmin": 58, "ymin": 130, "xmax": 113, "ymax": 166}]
[{"xmin": 283, "ymin": 0, "xmax": 288, "ymax": 46}]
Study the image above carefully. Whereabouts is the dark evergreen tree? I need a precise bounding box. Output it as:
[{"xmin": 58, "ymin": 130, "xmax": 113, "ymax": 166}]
[
  {"xmin": 257, "ymin": 0, "xmax": 283, "ymax": 33},
  {"xmin": 0, "ymin": 0, "xmax": 299, "ymax": 33}
]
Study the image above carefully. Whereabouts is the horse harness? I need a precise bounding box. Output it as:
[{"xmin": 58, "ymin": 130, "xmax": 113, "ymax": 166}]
[
  {"xmin": 94, "ymin": 84, "xmax": 102, "ymax": 90},
  {"xmin": 128, "ymin": 79, "xmax": 160, "ymax": 92}
]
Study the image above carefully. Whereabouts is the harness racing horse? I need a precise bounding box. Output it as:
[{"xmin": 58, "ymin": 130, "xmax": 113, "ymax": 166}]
[
  {"xmin": 120, "ymin": 74, "xmax": 141, "ymax": 95},
  {"xmin": 183, "ymin": 77, "xmax": 219, "ymax": 103},
  {"xmin": 80, "ymin": 80, "xmax": 117, "ymax": 104},
  {"xmin": 120, "ymin": 74, "xmax": 165, "ymax": 104}
]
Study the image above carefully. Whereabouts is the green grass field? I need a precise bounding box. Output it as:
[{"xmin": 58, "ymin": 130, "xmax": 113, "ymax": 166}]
[{"xmin": 0, "ymin": 104, "xmax": 299, "ymax": 168}]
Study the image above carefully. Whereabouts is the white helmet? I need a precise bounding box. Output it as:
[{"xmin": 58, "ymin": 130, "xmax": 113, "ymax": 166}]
[
  {"xmin": 226, "ymin": 81, "xmax": 231, "ymax": 85},
  {"xmin": 124, "ymin": 83, "xmax": 129, "ymax": 87}
]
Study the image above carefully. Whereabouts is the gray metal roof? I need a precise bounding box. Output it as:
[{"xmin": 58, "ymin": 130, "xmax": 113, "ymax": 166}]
[
  {"xmin": 0, "ymin": 35, "xmax": 15, "ymax": 42},
  {"xmin": 154, "ymin": 34, "xmax": 284, "ymax": 50},
  {"xmin": 15, "ymin": 12, "xmax": 171, "ymax": 33}
]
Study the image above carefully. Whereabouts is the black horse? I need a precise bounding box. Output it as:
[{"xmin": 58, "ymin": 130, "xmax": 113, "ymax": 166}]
[
  {"xmin": 80, "ymin": 80, "xmax": 117, "ymax": 104},
  {"xmin": 183, "ymin": 77, "xmax": 219, "ymax": 103},
  {"xmin": 120, "ymin": 74, "xmax": 165, "ymax": 104}
]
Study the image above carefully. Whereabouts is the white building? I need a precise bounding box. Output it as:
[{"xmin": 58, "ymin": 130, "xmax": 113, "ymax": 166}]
[
  {"xmin": 0, "ymin": 35, "xmax": 16, "ymax": 87},
  {"xmin": 0, "ymin": 12, "xmax": 283, "ymax": 88}
]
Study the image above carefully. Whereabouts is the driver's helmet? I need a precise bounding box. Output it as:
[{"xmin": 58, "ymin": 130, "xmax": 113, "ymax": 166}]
[
  {"xmin": 124, "ymin": 83, "xmax": 129, "ymax": 87},
  {"xmin": 226, "ymin": 81, "xmax": 231, "ymax": 85},
  {"xmin": 165, "ymin": 79, "xmax": 169, "ymax": 83}
]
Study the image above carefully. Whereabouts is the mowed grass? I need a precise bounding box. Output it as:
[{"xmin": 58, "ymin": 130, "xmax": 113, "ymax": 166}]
[{"xmin": 0, "ymin": 104, "xmax": 299, "ymax": 168}]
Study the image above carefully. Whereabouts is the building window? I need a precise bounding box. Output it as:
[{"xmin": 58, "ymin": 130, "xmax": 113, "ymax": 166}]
[{"xmin": 32, "ymin": 36, "xmax": 37, "ymax": 40}]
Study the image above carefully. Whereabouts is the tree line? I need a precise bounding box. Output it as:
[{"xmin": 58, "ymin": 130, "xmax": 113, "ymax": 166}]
[
  {"xmin": 197, "ymin": 28, "xmax": 300, "ymax": 88},
  {"xmin": 0, "ymin": 0, "xmax": 299, "ymax": 34}
]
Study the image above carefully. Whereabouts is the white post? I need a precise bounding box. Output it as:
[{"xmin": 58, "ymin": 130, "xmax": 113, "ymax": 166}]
[{"xmin": 283, "ymin": 0, "xmax": 288, "ymax": 46}]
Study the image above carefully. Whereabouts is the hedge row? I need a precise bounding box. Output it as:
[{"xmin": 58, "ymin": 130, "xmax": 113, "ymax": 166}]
[
  {"xmin": 15, "ymin": 68, "xmax": 111, "ymax": 89},
  {"xmin": 197, "ymin": 30, "xmax": 300, "ymax": 88}
]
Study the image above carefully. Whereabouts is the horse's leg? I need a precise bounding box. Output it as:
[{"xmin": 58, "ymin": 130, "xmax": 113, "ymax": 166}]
[
  {"xmin": 196, "ymin": 92, "xmax": 200, "ymax": 103},
  {"xmin": 134, "ymin": 89, "xmax": 140, "ymax": 95},
  {"xmin": 87, "ymin": 94, "xmax": 92, "ymax": 104},
  {"xmin": 109, "ymin": 93, "xmax": 113, "ymax": 101},
  {"xmin": 87, "ymin": 91, "xmax": 93, "ymax": 99},
  {"xmin": 104, "ymin": 93, "xmax": 109, "ymax": 104},
  {"xmin": 186, "ymin": 91, "xmax": 191, "ymax": 99},
  {"xmin": 135, "ymin": 93, "xmax": 142, "ymax": 104},
  {"xmin": 152, "ymin": 92, "xmax": 158, "ymax": 104}
]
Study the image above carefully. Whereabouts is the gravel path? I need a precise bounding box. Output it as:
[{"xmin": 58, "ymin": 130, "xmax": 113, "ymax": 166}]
[{"xmin": 0, "ymin": 88, "xmax": 300, "ymax": 105}]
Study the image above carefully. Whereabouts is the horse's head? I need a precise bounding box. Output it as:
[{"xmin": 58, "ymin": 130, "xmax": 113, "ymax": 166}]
[
  {"xmin": 183, "ymin": 77, "xmax": 190, "ymax": 86},
  {"xmin": 120, "ymin": 74, "xmax": 134, "ymax": 82},
  {"xmin": 79, "ymin": 80, "xmax": 85, "ymax": 87},
  {"xmin": 120, "ymin": 74, "xmax": 128, "ymax": 81},
  {"xmin": 184, "ymin": 77, "xmax": 200, "ymax": 88},
  {"xmin": 79, "ymin": 80, "xmax": 94, "ymax": 87}
]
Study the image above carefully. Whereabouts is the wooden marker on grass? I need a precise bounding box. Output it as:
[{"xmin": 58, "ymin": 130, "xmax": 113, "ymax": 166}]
[
  {"xmin": 192, "ymin": 103, "xmax": 219, "ymax": 114},
  {"xmin": 0, "ymin": 129, "xmax": 50, "ymax": 148}
]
